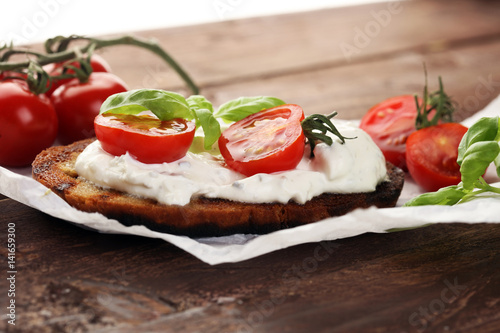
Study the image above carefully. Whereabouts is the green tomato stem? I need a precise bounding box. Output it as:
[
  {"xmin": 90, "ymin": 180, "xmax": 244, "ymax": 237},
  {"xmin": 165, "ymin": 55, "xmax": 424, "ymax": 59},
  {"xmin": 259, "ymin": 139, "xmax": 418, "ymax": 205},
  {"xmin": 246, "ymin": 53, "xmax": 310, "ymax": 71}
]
[
  {"xmin": 0, "ymin": 35, "xmax": 199, "ymax": 95},
  {"xmin": 459, "ymin": 176, "xmax": 500, "ymax": 203},
  {"xmin": 482, "ymin": 183, "xmax": 500, "ymax": 194}
]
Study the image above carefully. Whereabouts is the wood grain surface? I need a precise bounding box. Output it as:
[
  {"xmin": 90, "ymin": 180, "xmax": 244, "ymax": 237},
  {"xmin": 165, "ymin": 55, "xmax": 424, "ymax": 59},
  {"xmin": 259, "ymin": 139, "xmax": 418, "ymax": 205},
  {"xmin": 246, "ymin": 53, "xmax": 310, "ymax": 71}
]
[{"xmin": 1, "ymin": 0, "xmax": 500, "ymax": 332}]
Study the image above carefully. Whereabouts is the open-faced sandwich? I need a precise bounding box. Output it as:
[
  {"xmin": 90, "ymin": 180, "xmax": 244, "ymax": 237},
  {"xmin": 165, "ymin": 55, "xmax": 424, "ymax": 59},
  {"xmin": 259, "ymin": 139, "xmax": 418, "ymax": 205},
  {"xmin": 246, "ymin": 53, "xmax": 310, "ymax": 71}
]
[{"xmin": 32, "ymin": 90, "xmax": 404, "ymax": 237}]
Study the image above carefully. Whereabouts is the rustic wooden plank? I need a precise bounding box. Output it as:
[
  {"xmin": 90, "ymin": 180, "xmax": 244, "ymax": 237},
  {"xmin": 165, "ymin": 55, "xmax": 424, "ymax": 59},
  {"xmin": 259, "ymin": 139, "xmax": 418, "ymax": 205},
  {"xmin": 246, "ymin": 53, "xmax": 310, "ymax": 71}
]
[
  {"xmin": 11, "ymin": 0, "xmax": 500, "ymax": 117},
  {"xmin": 202, "ymin": 39, "xmax": 500, "ymax": 120},
  {"xmin": 97, "ymin": 0, "xmax": 500, "ymax": 92},
  {"xmin": 1, "ymin": 198, "xmax": 499, "ymax": 332}
]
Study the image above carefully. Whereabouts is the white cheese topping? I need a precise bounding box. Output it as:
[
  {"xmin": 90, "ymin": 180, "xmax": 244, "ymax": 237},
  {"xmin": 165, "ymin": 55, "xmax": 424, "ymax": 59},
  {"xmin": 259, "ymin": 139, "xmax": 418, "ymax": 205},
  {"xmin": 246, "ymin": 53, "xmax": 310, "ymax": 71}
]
[{"xmin": 75, "ymin": 122, "xmax": 387, "ymax": 205}]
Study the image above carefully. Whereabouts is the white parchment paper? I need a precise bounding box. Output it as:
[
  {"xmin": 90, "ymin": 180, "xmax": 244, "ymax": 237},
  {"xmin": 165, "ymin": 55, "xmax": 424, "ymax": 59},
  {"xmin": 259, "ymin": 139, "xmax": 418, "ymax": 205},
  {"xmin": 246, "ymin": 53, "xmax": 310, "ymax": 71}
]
[{"xmin": 1, "ymin": 95, "xmax": 500, "ymax": 265}]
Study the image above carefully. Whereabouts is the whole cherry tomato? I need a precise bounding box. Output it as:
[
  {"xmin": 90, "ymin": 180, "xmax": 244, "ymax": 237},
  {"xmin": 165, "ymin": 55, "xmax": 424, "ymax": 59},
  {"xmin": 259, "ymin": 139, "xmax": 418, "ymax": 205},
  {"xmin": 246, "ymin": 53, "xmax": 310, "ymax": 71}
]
[
  {"xmin": 218, "ymin": 104, "xmax": 305, "ymax": 176},
  {"xmin": 406, "ymin": 123, "xmax": 468, "ymax": 192},
  {"xmin": 0, "ymin": 81, "xmax": 58, "ymax": 167},
  {"xmin": 50, "ymin": 72, "xmax": 128, "ymax": 145},
  {"xmin": 95, "ymin": 112, "xmax": 196, "ymax": 164},
  {"xmin": 45, "ymin": 54, "xmax": 112, "ymax": 97}
]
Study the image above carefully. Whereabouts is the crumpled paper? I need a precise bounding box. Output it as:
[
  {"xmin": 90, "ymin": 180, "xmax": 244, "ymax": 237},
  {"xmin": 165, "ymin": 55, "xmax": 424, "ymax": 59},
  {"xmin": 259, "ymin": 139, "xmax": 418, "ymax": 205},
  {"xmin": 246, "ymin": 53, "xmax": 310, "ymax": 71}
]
[{"xmin": 1, "ymin": 95, "xmax": 500, "ymax": 265}]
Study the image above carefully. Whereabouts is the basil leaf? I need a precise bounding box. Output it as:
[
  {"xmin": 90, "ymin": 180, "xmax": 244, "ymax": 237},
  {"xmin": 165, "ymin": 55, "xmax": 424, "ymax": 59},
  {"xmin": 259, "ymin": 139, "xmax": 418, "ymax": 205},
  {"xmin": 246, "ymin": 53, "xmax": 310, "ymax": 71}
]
[
  {"xmin": 215, "ymin": 96, "xmax": 285, "ymax": 122},
  {"xmin": 457, "ymin": 116, "xmax": 499, "ymax": 166},
  {"xmin": 187, "ymin": 95, "xmax": 214, "ymax": 114},
  {"xmin": 403, "ymin": 185, "xmax": 466, "ymax": 207},
  {"xmin": 195, "ymin": 109, "xmax": 221, "ymax": 150},
  {"xmin": 460, "ymin": 141, "xmax": 500, "ymax": 190},
  {"xmin": 187, "ymin": 95, "xmax": 221, "ymax": 150},
  {"xmin": 100, "ymin": 89, "xmax": 193, "ymax": 121}
]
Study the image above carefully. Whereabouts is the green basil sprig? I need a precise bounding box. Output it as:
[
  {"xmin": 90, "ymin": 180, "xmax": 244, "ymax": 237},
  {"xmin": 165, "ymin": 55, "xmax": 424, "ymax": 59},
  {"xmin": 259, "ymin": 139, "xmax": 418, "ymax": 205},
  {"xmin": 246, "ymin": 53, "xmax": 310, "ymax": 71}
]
[
  {"xmin": 404, "ymin": 116, "xmax": 500, "ymax": 206},
  {"xmin": 100, "ymin": 89, "xmax": 192, "ymax": 120},
  {"xmin": 214, "ymin": 96, "xmax": 285, "ymax": 122},
  {"xmin": 186, "ymin": 95, "xmax": 221, "ymax": 149},
  {"xmin": 101, "ymin": 89, "xmax": 220, "ymax": 149},
  {"xmin": 100, "ymin": 89, "xmax": 287, "ymax": 150}
]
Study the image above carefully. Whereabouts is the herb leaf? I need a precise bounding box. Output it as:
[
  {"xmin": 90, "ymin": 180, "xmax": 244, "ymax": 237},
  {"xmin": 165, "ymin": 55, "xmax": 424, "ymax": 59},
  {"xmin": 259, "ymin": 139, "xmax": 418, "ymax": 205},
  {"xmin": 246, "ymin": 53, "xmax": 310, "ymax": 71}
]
[
  {"xmin": 215, "ymin": 96, "xmax": 285, "ymax": 122},
  {"xmin": 403, "ymin": 185, "xmax": 466, "ymax": 207},
  {"xmin": 186, "ymin": 95, "xmax": 221, "ymax": 150},
  {"xmin": 414, "ymin": 69, "xmax": 455, "ymax": 130},
  {"xmin": 460, "ymin": 141, "xmax": 500, "ymax": 190},
  {"xmin": 457, "ymin": 116, "xmax": 499, "ymax": 165},
  {"xmin": 301, "ymin": 112, "xmax": 356, "ymax": 157},
  {"xmin": 100, "ymin": 89, "xmax": 193, "ymax": 121},
  {"xmin": 456, "ymin": 116, "xmax": 500, "ymax": 190}
]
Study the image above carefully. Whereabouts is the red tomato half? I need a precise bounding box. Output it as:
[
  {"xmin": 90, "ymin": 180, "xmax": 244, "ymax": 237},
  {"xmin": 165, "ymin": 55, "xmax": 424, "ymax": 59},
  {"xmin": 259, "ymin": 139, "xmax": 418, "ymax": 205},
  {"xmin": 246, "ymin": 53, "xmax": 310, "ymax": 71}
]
[
  {"xmin": 0, "ymin": 81, "xmax": 58, "ymax": 166},
  {"xmin": 218, "ymin": 104, "xmax": 305, "ymax": 176},
  {"xmin": 406, "ymin": 123, "xmax": 468, "ymax": 192},
  {"xmin": 95, "ymin": 112, "xmax": 196, "ymax": 164},
  {"xmin": 51, "ymin": 72, "xmax": 128, "ymax": 144},
  {"xmin": 45, "ymin": 54, "xmax": 112, "ymax": 96},
  {"xmin": 360, "ymin": 95, "xmax": 423, "ymax": 170}
]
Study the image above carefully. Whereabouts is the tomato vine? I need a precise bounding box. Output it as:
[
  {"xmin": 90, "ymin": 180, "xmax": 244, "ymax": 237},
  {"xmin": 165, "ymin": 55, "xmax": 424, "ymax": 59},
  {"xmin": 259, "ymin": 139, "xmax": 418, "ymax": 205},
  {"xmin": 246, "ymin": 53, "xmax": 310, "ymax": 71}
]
[{"xmin": 0, "ymin": 34, "xmax": 199, "ymax": 95}]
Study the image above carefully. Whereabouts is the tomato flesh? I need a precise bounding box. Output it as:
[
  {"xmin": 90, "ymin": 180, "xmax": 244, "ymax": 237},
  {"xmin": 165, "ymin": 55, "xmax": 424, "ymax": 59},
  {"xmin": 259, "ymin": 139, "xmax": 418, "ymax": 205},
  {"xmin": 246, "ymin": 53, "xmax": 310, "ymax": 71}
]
[
  {"xmin": 360, "ymin": 95, "xmax": 424, "ymax": 170},
  {"xmin": 218, "ymin": 104, "xmax": 305, "ymax": 176},
  {"xmin": 95, "ymin": 112, "xmax": 196, "ymax": 164},
  {"xmin": 406, "ymin": 123, "xmax": 468, "ymax": 192}
]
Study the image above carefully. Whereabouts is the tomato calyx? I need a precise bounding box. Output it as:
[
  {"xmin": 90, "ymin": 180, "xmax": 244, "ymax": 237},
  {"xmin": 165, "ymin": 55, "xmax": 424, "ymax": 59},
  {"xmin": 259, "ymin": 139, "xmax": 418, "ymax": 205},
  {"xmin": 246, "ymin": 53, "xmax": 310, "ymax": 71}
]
[
  {"xmin": 414, "ymin": 69, "xmax": 455, "ymax": 130},
  {"xmin": 301, "ymin": 111, "xmax": 356, "ymax": 158},
  {"xmin": 49, "ymin": 47, "xmax": 100, "ymax": 85},
  {"xmin": 50, "ymin": 56, "xmax": 94, "ymax": 84},
  {"xmin": 1, "ymin": 61, "xmax": 50, "ymax": 95}
]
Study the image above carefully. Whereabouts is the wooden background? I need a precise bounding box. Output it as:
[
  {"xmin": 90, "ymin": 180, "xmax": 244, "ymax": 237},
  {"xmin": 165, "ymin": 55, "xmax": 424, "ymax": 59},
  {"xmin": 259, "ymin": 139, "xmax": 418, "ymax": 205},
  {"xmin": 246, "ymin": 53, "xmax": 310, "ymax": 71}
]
[{"xmin": 1, "ymin": 0, "xmax": 500, "ymax": 332}]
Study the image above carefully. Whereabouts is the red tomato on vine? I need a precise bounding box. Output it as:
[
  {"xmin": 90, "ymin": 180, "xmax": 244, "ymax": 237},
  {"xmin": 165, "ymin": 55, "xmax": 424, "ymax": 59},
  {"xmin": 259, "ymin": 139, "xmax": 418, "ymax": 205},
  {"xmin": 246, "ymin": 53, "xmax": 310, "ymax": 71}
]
[
  {"xmin": 45, "ymin": 54, "xmax": 112, "ymax": 96},
  {"xmin": 0, "ymin": 81, "xmax": 58, "ymax": 167},
  {"xmin": 50, "ymin": 72, "xmax": 128, "ymax": 145}
]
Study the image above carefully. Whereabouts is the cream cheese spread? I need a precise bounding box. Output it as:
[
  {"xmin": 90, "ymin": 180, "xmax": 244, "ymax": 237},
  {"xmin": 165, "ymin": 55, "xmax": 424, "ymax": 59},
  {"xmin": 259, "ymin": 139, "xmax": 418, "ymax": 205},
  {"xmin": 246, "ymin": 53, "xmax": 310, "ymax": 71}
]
[{"xmin": 74, "ymin": 122, "xmax": 387, "ymax": 205}]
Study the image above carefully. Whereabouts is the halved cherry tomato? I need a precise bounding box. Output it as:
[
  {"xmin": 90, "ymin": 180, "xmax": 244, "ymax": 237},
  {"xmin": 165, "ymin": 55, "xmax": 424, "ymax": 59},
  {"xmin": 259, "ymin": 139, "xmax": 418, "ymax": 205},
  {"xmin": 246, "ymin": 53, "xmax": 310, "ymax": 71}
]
[
  {"xmin": 406, "ymin": 123, "xmax": 468, "ymax": 192},
  {"xmin": 94, "ymin": 112, "xmax": 196, "ymax": 164},
  {"xmin": 359, "ymin": 95, "xmax": 423, "ymax": 170},
  {"xmin": 218, "ymin": 104, "xmax": 305, "ymax": 176}
]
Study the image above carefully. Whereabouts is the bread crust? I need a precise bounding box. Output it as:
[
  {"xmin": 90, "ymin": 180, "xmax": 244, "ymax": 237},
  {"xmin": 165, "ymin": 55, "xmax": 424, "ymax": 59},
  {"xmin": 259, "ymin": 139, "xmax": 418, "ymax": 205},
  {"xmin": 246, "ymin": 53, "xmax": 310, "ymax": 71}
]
[{"xmin": 32, "ymin": 138, "xmax": 404, "ymax": 237}]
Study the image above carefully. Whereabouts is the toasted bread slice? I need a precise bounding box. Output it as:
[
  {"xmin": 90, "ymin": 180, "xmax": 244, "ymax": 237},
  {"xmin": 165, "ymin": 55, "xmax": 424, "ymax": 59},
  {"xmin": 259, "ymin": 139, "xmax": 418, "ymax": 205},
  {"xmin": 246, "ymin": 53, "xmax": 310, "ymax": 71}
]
[{"xmin": 32, "ymin": 138, "xmax": 404, "ymax": 237}]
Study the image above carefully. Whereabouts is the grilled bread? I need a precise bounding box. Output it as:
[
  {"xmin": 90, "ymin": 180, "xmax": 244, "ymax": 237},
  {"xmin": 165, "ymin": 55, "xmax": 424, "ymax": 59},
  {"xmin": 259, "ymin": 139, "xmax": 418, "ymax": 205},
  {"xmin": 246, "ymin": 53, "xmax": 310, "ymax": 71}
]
[{"xmin": 32, "ymin": 138, "xmax": 404, "ymax": 237}]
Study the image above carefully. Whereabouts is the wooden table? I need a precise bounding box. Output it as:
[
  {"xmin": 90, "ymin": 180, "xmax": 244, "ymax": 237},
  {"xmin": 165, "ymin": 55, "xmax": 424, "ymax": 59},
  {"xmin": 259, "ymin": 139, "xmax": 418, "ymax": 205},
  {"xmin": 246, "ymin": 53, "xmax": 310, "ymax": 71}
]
[{"xmin": 2, "ymin": 0, "xmax": 500, "ymax": 331}]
